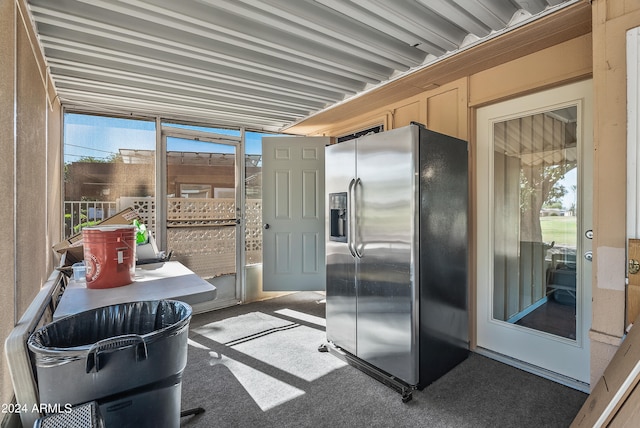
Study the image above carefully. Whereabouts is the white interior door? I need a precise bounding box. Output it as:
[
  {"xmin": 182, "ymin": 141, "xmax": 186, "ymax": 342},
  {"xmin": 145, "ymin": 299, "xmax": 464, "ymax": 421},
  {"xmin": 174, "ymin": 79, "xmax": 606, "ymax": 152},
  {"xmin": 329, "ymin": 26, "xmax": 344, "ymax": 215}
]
[
  {"xmin": 262, "ymin": 136, "xmax": 329, "ymax": 291},
  {"xmin": 476, "ymin": 80, "xmax": 593, "ymax": 389}
]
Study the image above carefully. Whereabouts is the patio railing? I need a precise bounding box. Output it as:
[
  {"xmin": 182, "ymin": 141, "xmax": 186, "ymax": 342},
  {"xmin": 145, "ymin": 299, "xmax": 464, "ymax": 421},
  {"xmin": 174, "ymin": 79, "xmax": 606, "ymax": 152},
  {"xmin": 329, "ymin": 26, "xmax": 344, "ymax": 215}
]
[
  {"xmin": 64, "ymin": 201, "xmax": 118, "ymax": 236},
  {"xmin": 64, "ymin": 198, "xmax": 263, "ymax": 277}
]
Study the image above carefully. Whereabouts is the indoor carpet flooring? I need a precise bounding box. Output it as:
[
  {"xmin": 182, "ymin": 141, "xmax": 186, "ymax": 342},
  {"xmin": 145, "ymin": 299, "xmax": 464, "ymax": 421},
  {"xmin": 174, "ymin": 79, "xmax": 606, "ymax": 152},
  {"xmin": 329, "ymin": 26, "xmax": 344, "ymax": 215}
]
[{"xmin": 180, "ymin": 291, "xmax": 587, "ymax": 428}]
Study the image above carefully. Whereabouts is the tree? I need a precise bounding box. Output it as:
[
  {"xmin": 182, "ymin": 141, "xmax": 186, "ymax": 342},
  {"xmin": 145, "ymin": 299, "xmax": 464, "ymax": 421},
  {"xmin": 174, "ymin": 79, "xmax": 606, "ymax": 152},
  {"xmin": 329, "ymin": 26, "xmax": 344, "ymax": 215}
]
[{"xmin": 520, "ymin": 163, "xmax": 576, "ymax": 242}]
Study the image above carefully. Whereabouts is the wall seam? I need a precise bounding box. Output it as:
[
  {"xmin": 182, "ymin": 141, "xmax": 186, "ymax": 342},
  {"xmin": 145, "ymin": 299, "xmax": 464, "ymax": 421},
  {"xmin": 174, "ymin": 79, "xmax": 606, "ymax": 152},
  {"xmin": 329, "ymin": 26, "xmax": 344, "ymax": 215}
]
[
  {"xmin": 45, "ymin": 58, "xmax": 49, "ymax": 276},
  {"xmin": 13, "ymin": 0, "xmax": 18, "ymax": 326},
  {"xmin": 60, "ymin": 107, "xmax": 65, "ymax": 245}
]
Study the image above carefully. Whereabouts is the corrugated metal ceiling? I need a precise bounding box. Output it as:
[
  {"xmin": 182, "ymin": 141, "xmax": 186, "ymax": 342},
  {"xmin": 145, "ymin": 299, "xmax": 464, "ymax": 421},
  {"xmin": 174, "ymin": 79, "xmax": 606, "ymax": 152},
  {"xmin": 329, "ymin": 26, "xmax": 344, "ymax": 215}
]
[{"xmin": 26, "ymin": 0, "xmax": 576, "ymax": 133}]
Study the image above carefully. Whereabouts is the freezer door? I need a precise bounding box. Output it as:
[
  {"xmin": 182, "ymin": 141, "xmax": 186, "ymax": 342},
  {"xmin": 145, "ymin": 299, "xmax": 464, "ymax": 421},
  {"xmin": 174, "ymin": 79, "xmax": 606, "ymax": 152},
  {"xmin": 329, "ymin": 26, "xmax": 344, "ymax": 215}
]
[
  {"xmin": 418, "ymin": 127, "xmax": 470, "ymax": 387},
  {"xmin": 355, "ymin": 125, "xmax": 419, "ymax": 385},
  {"xmin": 325, "ymin": 140, "xmax": 357, "ymax": 355}
]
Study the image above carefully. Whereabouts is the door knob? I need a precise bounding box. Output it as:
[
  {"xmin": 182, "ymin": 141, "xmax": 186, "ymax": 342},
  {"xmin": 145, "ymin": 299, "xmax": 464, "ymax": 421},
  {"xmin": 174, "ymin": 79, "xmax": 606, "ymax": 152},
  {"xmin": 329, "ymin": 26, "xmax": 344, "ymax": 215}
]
[
  {"xmin": 264, "ymin": 224, "xmax": 270, "ymax": 230},
  {"xmin": 584, "ymin": 251, "xmax": 593, "ymax": 262}
]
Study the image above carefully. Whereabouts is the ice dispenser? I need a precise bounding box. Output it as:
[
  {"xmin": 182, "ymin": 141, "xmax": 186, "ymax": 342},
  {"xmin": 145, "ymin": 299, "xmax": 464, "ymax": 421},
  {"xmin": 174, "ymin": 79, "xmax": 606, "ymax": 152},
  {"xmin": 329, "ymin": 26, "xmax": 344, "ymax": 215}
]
[{"xmin": 329, "ymin": 192, "xmax": 347, "ymax": 242}]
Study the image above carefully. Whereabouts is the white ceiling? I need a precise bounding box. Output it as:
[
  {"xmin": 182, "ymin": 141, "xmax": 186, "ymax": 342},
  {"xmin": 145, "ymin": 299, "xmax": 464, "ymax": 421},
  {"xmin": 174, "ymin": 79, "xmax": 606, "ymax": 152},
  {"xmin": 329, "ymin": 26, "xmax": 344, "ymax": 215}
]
[{"xmin": 27, "ymin": 0, "xmax": 575, "ymax": 133}]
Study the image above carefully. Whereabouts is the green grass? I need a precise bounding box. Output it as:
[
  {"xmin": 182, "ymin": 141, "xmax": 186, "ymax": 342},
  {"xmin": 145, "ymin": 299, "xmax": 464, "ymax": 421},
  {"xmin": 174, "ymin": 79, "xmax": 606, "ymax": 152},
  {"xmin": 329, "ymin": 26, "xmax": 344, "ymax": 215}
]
[{"xmin": 540, "ymin": 216, "xmax": 577, "ymax": 246}]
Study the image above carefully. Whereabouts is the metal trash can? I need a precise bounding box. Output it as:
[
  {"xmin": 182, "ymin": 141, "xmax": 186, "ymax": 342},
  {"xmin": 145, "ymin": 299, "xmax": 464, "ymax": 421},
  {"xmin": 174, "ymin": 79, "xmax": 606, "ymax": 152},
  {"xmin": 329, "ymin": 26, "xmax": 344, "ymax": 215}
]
[{"xmin": 28, "ymin": 300, "xmax": 192, "ymax": 428}]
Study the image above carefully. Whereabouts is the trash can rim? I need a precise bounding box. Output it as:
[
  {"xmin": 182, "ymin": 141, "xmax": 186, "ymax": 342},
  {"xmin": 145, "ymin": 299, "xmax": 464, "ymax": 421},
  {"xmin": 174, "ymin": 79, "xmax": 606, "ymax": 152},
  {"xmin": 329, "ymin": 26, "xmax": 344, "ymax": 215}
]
[{"xmin": 27, "ymin": 299, "xmax": 192, "ymax": 354}]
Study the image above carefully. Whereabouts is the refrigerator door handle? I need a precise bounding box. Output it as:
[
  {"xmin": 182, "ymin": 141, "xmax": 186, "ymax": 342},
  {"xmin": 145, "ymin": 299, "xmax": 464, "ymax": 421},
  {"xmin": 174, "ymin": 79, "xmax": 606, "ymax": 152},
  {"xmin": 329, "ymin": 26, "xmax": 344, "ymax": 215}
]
[
  {"xmin": 347, "ymin": 178, "xmax": 357, "ymax": 258},
  {"xmin": 353, "ymin": 177, "xmax": 363, "ymax": 259}
]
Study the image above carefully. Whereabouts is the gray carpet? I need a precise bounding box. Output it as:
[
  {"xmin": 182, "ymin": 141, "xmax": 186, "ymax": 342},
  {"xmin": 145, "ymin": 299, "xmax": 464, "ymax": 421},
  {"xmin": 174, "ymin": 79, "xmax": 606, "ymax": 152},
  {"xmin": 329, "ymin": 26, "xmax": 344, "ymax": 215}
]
[{"xmin": 180, "ymin": 292, "xmax": 587, "ymax": 427}]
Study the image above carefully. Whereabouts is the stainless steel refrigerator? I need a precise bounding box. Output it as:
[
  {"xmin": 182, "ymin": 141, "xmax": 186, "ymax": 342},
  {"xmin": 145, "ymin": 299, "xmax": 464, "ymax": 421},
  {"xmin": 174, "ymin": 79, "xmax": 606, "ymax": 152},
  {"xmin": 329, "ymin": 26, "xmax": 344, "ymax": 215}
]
[{"xmin": 325, "ymin": 123, "xmax": 469, "ymax": 400}]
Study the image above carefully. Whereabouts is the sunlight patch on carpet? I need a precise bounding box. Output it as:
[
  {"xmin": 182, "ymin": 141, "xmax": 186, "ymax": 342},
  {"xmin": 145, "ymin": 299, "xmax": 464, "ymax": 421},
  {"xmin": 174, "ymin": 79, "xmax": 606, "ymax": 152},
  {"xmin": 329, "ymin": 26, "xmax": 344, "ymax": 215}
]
[
  {"xmin": 187, "ymin": 339, "xmax": 305, "ymax": 411},
  {"xmin": 188, "ymin": 338, "xmax": 211, "ymax": 350},
  {"xmin": 190, "ymin": 311, "xmax": 346, "ymax": 410},
  {"xmin": 274, "ymin": 308, "xmax": 326, "ymax": 327},
  {"xmin": 208, "ymin": 351, "xmax": 305, "ymax": 411},
  {"xmin": 193, "ymin": 312, "xmax": 295, "ymax": 344},
  {"xmin": 232, "ymin": 324, "xmax": 345, "ymax": 382}
]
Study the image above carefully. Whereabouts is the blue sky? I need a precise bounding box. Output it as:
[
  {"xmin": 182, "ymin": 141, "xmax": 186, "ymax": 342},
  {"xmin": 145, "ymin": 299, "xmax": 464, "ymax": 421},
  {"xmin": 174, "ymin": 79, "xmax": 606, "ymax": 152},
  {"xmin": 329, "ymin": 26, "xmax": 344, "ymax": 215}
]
[
  {"xmin": 63, "ymin": 113, "xmax": 280, "ymax": 163},
  {"xmin": 560, "ymin": 168, "xmax": 577, "ymax": 210}
]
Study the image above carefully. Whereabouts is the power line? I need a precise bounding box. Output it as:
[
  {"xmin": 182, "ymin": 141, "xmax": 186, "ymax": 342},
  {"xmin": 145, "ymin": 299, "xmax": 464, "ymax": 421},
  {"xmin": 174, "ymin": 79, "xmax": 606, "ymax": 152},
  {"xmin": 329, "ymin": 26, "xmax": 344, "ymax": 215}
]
[
  {"xmin": 64, "ymin": 153, "xmax": 112, "ymax": 160},
  {"xmin": 64, "ymin": 143, "xmax": 119, "ymax": 155}
]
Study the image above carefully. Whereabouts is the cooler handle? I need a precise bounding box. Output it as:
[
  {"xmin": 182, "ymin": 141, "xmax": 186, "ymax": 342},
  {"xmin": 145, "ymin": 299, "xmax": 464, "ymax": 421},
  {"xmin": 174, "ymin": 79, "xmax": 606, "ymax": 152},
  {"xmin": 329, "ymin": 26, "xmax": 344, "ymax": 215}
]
[{"xmin": 85, "ymin": 334, "xmax": 148, "ymax": 373}]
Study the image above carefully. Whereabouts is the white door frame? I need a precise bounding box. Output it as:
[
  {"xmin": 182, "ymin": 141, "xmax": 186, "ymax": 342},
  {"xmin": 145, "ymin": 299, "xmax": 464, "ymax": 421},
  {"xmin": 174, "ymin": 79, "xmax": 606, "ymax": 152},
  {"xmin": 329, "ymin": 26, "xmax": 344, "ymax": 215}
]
[
  {"xmin": 157, "ymin": 125, "xmax": 245, "ymax": 308},
  {"xmin": 476, "ymin": 80, "xmax": 593, "ymax": 391}
]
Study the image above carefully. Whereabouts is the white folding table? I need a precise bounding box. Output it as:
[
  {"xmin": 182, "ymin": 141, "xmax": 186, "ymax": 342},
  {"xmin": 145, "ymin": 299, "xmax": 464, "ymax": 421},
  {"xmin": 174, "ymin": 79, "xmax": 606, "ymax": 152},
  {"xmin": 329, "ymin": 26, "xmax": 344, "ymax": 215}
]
[{"xmin": 54, "ymin": 261, "xmax": 217, "ymax": 320}]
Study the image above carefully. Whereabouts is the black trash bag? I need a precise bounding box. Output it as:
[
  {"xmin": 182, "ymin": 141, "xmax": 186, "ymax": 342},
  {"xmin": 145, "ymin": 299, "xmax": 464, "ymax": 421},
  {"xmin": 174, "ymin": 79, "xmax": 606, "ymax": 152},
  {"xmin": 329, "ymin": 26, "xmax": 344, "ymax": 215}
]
[{"xmin": 28, "ymin": 300, "xmax": 192, "ymax": 428}]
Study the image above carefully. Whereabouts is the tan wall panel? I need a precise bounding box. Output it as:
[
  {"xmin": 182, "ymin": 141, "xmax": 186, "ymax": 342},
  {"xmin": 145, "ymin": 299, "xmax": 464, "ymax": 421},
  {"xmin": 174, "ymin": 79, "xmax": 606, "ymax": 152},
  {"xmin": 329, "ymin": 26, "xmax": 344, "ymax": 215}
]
[
  {"xmin": 16, "ymin": 12, "xmax": 48, "ymax": 319},
  {"xmin": 427, "ymin": 89, "xmax": 462, "ymax": 139},
  {"xmin": 590, "ymin": 0, "xmax": 640, "ymax": 383},
  {"xmin": 314, "ymin": 78, "xmax": 468, "ymax": 139},
  {"xmin": 606, "ymin": 0, "xmax": 640, "ymax": 20},
  {"xmin": 47, "ymin": 97, "xmax": 62, "ymax": 269},
  {"xmin": 16, "ymin": 0, "xmax": 46, "ymax": 84},
  {"xmin": 0, "ymin": 0, "xmax": 16, "ymax": 408},
  {"xmin": 392, "ymin": 101, "xmax": 420, "ymax": 129},
  {"xmin": 592, "ymin": 1, "xmax": 640, "ymax": 330},
  {"xmin": 469, "ymin": 34, "xmax": 592, "ymax": 107}
]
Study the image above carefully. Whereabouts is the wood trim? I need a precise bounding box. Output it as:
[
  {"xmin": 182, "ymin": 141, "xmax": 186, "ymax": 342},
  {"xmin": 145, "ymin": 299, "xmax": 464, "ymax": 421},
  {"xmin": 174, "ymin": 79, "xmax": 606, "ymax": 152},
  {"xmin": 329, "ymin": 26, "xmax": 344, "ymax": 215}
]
[{"xmin": 314, "ymin": 113, "xmax": 390, "ymax": 140}]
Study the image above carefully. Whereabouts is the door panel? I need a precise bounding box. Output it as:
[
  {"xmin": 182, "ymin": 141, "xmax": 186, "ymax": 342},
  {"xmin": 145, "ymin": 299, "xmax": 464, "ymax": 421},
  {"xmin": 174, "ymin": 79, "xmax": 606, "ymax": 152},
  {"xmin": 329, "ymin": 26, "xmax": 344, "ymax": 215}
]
[
  {"xmin": 303, "ymin": 171, "xmax": 319, "ymax": 218},
  {"xmin": 262, "ymin": 136, "xmax": 328, "ymax": 291},
  {"xmin": 302, "ymin": 233, "xmax": 320, "ymax": 273},
  {"xmin": 275, "ymin": 233, "xmax": 291, "ymax": 273},
  {"xmin": 275, "ymin": 171, "xmax": 290, "ymax": 219},
  {"xmin": 477, "ymin": 80, "xmax": 592, "ymax": 387}
]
